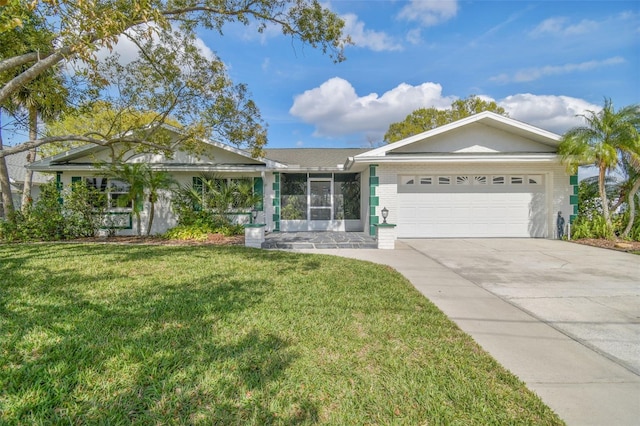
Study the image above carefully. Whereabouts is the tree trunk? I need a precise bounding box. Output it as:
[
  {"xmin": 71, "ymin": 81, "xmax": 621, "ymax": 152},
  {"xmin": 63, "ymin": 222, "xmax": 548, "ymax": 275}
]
[
  {"xmin": 0, "ymin": 110, "xmax": 15, "ymax": 220},
  {"xmin": 621, "ymin": 179, "xmax": 640, "ymax": 238},
  {"xmin": 147, "ymin": 196, "xmax": 155, "ymax": 237},
  {"xmin": 598, "ymin": 164, "xmax": 613, "ymax": 236},
  {"xmin": 21, "ymin": 106, "xmax": 37, "ymax": 212},
  {"xmin": 136, "ymin": 212, "xmax": 142, "ymax": 237}
]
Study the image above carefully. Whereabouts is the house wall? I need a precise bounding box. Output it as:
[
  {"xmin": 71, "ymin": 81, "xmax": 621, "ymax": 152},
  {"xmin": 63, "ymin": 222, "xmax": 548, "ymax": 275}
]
[
  {"xmin": 57, "ymin": 171, "xmax": 265, "ymax": 236},
  {"xmin": 375, "ymin": 161, "xmax": 572, "ymax": 238},
  {"xmin": 394, "ymin": 123, "xmax": 557, "ymax": 154}
]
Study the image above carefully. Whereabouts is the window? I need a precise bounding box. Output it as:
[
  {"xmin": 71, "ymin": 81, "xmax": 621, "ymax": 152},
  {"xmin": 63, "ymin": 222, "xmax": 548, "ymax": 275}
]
[
  {"xmin": 438, "ymin": 176, "xmax": 451, "ymax": 185},
  {"xmin": 528, "ymin": 175, "xmax": 542, "ymax": 185},
  {"xmin": 419, "ymin": 177, "xmax": 433, "ymax": 185},
  {"xmin": 85, "ymin": 177, "xmax": 132, "ymax": 209},
  {"xmin": 281, "ymin": 173, "xmax": 307, "ymax": 220},
  {"xmin": 492, "ymin": 176, "xmax": 505, "ymax": 185},
  {"xmin": 474, "ymin": 176, "xmax": 487, "ymax": 185},
  {"xmin": 334, "ymin": 174, "xmax": 360, "ymax": 220},
  {"xmin": 510, "ymin": 176, "xmax": 524, "ymax": 185},
  {"xmin": 456, "ymin": 176, "xmax": 470, "ymax": 185},
  {"xmin": 401, "ymin": 176, "xmax": 416, "ymax": 185},
  {"xmin": 108, "ymin": 180, "xmax": 133, "ymax": 208}
]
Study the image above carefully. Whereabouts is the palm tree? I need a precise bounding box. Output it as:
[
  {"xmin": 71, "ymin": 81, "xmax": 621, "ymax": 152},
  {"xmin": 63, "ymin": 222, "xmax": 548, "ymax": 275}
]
[
  {"xmin": 8, "ymin": 72, "xmax": 68, "ymax": 211},
  {"xmin": 619, "ymin": 150, "xmax": 640, "ymax": 238},
  {"xmin": 104, "ymin": 163, "xmax": 175, "ymax": 236},
  {"xmin": 559, "ymin": 99, "xmax": 640, "ymax": 235},
  {"xmin": 144, "ymin": 168, "xmax": 175, "ymax": 236},
  {"xmin": 103, "ymin": 163, "xmax": 146, "ymax": 236}
]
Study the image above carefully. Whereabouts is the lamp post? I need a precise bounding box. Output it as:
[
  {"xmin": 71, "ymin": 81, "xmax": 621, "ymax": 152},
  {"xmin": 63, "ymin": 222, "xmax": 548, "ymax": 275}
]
[{"xmin": 381, "ymin": 207, "xmax": 389, "ymax": 224}]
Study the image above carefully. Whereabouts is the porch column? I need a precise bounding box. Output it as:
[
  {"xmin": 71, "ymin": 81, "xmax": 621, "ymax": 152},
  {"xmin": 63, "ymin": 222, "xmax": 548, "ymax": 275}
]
[
  {"xmin": 375, "ymin": 223, "xmax": 396, "ymax": 250},
  {"xmin": 244, "ymin": 223, "xmax": 266, "ymax": 248}
]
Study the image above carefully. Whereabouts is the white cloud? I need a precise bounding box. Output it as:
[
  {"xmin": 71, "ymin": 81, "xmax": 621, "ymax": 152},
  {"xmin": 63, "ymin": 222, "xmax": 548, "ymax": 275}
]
[
  {"xmin": 530, "ymin": 17, "xmax": 599, "ymax": 37},
  {"xmin": 406, "ymin": 28, "xmax": 422, "ymax": 45},
  {"xmin": 491, "ymin": 57, "xmax": 625, "ymax": 83},
  {"xmin": 499, "ymin": 94, "xmax": 600, "ymax": 134},
  {"xmin": 289, "ymin": 78, "xmax": 602, "ymax": 140},
  {"xmin": 342, "ymin": 13, "xmax": 402, "ymax": 52},
  {"xmin": 397, "ymin": 0, "xmax": 459, "ymax": 27},
  {"xmin": 289, "ymin": 77, "xmax": 455, "ymax": 138}
]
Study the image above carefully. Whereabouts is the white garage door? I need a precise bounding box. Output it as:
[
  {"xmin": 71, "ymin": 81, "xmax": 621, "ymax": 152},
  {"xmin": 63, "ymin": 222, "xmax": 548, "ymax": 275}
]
[{"xmin": 396, "ymin": 174, "xmax": 547, "ymax": 238}]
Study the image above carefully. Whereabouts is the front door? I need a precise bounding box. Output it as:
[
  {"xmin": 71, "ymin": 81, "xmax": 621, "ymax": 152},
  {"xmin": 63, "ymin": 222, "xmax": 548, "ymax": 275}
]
[{"xmin": 308, "ymin": 179, "xmax": 332, "ymax": 230}]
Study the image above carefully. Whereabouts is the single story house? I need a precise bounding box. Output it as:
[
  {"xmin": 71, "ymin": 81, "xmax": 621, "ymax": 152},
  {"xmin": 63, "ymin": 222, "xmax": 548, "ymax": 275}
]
[{"xmin": 28, "ymin": 112, "xmax": 577, "ymax": 239}]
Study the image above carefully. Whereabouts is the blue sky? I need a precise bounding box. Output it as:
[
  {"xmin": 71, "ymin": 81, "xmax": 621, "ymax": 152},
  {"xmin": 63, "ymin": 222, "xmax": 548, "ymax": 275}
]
[
  {"xmin": 200, "ymin": 0, "xmax": 639, "ymax": 148},
  {"xmin": 4, "ymin": 1, "xmax": 638, "ymax": 151}
]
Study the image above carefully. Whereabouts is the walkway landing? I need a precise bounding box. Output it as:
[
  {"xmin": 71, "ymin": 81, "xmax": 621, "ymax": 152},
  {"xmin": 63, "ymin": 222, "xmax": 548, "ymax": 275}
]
[{"xmin": 262, "ymin": 231, "xmax": 377, "ymax": 249}]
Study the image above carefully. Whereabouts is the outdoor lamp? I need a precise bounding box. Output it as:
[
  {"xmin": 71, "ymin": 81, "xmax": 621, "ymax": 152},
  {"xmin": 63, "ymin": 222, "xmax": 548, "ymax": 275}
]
[{"xmin": 381, "ymin": 206, "xmax": 389, "ymax": 224}]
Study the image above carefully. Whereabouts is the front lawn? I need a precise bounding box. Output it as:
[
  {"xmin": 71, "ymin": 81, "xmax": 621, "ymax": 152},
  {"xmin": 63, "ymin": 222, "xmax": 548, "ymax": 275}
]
[{"xmin": 0, "ymin": 244, "xmax": 563, "ymax": 425}]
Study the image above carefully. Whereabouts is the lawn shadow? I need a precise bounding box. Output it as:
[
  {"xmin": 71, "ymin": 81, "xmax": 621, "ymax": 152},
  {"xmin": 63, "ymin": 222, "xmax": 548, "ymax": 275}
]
[{"xmin": 0, "ymin": 244, "xmax": 319, "ymax": 424}]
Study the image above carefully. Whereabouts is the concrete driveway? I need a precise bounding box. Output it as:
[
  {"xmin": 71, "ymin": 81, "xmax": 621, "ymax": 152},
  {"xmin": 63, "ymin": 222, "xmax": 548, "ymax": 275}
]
[
  {"xmin": 403, "ymin": 238, "xmax": 640, "ymax": 375},
  {"xmin": 298, "ymin": 239, "xmax": 640, "ymax": 425}
]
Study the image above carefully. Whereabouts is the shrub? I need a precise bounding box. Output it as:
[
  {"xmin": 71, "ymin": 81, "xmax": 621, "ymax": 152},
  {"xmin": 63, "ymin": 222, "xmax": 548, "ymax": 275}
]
[{"xmin": 0, "ymin": 181, "xmax": 107, "ymax": 242}]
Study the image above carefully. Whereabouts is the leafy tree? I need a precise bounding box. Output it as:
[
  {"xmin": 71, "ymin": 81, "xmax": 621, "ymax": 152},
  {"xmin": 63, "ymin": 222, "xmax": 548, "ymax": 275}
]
[
  {"xmin": 559, "ymin": 99, "xmax": 640, "ymax": 235},
  {"xmin": 0, "ymin": 0, "xmax": 349, "ymax": 160},
  {"xmin": 384, "ymin": 95, "xmax": 508, "ymax": 143},
  {"xmin": 43, "ymin": 101, "xmax": 183, "ymax": 157},
  {"xmin": 0, "ymin": 6, "xmax": 59, "ymax": 215}
]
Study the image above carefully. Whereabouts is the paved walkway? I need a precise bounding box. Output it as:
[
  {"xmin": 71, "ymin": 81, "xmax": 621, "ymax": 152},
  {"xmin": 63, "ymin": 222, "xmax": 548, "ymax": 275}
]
[
  {"xmin": 295, "ymin": 239, "xmax": 640, "ymax": 426},
  {"xmin": 262, "ymin": 231, "xmax": 377, "ymax": 249}
]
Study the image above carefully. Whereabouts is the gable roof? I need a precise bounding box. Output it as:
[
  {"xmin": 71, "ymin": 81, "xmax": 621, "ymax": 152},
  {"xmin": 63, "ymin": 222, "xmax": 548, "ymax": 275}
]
[
  {"xmin": 29, "ymin": 138, "xmax": 288, "ymax": 172},
  {"xmin": 355, "ymin": 111, "xmax": 562, "ymax": 162}
]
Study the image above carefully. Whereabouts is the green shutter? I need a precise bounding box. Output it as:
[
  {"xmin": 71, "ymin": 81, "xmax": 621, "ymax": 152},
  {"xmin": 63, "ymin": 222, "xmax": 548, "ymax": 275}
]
[
  {"xmin": 56, "ymin": 172, "xmax": 63, "ymax": 205},
  {"xmin": 253, "ymin": 177, "xmax": 264, "ymax": 211},
  {"xmin": 192, "ymin": 176, "xmax": 203, "ymax": 211}
]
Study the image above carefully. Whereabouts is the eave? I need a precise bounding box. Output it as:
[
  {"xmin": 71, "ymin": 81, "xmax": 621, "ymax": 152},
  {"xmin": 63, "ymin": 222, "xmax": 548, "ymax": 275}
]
[{"xmin": 353, "ymin": 153, "xmax": 561, "ymax": 164}]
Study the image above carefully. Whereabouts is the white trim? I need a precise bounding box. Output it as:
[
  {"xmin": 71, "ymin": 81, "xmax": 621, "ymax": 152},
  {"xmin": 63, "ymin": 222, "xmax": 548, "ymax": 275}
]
[{"xmin": 354, "ymin": 154, "xmax": 561, "ymax": 163}]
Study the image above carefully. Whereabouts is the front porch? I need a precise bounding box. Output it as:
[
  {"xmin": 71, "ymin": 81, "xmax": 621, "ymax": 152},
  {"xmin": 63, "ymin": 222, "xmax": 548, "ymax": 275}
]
[{"xmin": 261, "ymin": 231, "xmax": 377, "ymax": 249}]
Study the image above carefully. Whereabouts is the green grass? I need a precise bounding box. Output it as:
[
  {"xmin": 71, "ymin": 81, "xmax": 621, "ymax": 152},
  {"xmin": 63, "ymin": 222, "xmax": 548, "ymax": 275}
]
[{"xmin": 0, "ymin": 244, "xmax": 563, "ymax": 425}]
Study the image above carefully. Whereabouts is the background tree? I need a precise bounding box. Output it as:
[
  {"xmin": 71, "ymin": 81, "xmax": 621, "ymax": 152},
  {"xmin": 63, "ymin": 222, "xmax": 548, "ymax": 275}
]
[
  {"xmin": 0, "ymin": 0, "xmax": 349, "ymax": 160},
  {"xmin": 558, "ymin": 99, "xmax": 640, "ymax": 236},
  {"xmin": 384, "ymin": 95, "xmax": 508, "ymax": 143}
]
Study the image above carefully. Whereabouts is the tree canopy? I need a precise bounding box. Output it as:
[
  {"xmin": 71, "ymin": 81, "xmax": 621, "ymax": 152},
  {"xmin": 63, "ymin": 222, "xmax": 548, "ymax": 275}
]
[
  {"xmin": 383, "ymin": 95, "xmax": 508, "ymax": 144},
  {"xmin": 0, "ymin": 0, "xmax": 350, "ymax": 159}
]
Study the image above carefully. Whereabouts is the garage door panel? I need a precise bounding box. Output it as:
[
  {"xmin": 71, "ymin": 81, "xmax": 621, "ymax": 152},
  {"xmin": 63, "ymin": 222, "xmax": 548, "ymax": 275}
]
[{"xmin": 398, "ymin": 191, "xmax": 546, "ymax": 238}]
